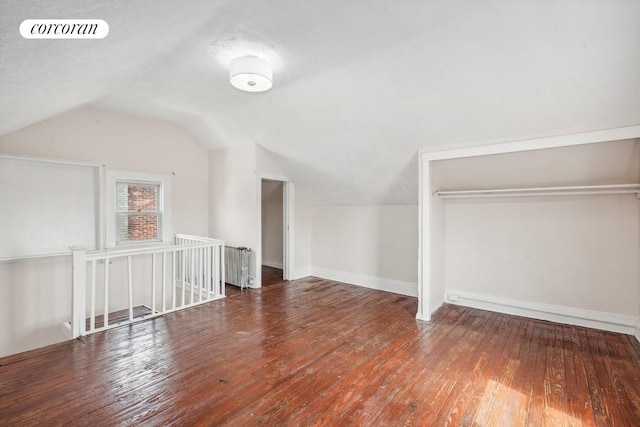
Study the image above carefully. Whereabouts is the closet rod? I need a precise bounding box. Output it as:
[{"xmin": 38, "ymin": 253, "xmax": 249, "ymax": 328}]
[
  {"xmin": 438, "ymin": 190, "xmax": 639, "ymax": 199},
  {"xmin": 436, "ymin": 183, "xmax": 640, "ymax": 199}
]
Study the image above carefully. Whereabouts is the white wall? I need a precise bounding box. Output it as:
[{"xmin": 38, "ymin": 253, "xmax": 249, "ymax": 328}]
[
  {"xmin": 261, "ymin": 180, "xmax": 283, "ymax": 268},
  {"xmin": 0, "ymin": 158, "xmax": 98, "ymax": 259},
  {"xmin": 0, "ymin": 257, "xmax": 71, "ymax": 357},
  {"xmin": 443, "ymin": 196, "xmax": 639, "ymax": 315},
  {"xmin": 0, "ymin": 107, "xmax": 210, "ymax": 356},
  {"xmin": 311, "ymin": 205, "xmax": 418, "ymax": 296},
  {"xmin": 428, "ymin": 167, "xmax": 447, "ymax": 314},
  {"xmin": 209, "ymin": 144, "xmax": 259, "ymax": 280},
  {"xmin": 256, "ymin": 145, "xmax": 312, "ymax": 280},
  {"xmin": 432, "ymin": 139, "xmax": 640, "ymax": 327},
  {"xmin": 209, "ymin": 144, "xmax": 313, "ymax": 284},
  {"xmin": 292, "ymin": 193, "xmax": 312, "ymax": 279},
  {"xmin": 0, "ymin": 107, "xmax": 210, "ymax": 236}
]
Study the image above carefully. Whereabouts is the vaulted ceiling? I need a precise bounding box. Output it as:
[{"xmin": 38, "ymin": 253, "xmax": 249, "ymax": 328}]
[{"xmin": 1, "ymin": 1, "xmax": 639, "ymax": 204}]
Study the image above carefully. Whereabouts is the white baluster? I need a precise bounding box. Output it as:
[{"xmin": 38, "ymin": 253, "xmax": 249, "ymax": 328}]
[
  {"xmin": 220, "ymin": 245, "xmax": 226, "ymax": 296},
  {"xmin": 181, "ymin": 248, "xmax": 186, "ymax": 307},
  {"xmin": 104, "ymin": 258, "xmax": 110, "ymax": 328},
  {"xmin": 190, "ymin": 247, "xmax": 195, "ymax": 305},
  {"xmin": 151, "ymin": 252, "xmax": 157, "ymax": 315},
  {"xmin": 162, "ymin": 252, "xmax": 167, "ymax": 313},
  {"xmin": 172, "ymin": 250, "xmax": 177, "ymax": 310},
  {"xmin": 127, "ymin": 255, "xmax": 133, "ymax": 322},
  {"xmin": 90, "ymin": 259, "xmax": 96, "ymax": 331},
  {"xmin": 198, "ymin": 247, "xmax": 202, "ymax": 297}
]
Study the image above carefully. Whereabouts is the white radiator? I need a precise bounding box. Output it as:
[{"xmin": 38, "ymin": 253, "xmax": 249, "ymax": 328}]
[{"xmin": 225, "ymin": 246, "xmax": 251, "ymax": 289}]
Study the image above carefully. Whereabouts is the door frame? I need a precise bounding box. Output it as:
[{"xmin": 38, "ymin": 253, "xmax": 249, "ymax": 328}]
[
  {"xmin": 417, "ymin": 125, "xmax": 640, "ymax": 321},
  {"xmin": 256, "ymin": 174, "xmax": 294, "ymax": 287}
]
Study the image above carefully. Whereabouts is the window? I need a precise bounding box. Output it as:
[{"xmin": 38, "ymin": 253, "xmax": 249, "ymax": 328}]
[
  {"xmin": 105, "ymin": 170, "xmax": 172, "ymax": 248},
  {"xmin": 116, "ymin": 181, "xmax": 161, "ymax": 244}
]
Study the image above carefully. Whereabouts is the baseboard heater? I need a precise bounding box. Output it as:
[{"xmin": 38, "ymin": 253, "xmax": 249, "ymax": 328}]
[{"xmin": 225, "ymin": 246, "xmax": 251, "ymax": 289}]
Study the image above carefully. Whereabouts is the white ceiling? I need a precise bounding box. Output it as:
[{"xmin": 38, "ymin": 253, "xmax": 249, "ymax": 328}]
[{"xmin": 2, "ymin": 1, "xmax": 639, "ymax": 204}]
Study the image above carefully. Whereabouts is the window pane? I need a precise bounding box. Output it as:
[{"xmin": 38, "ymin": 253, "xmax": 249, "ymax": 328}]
[
  {"xmin": 129, "ymin": 184, "xmax": 157, "ymax": 211},
  {"xmin": 118, "ymin": 213, "xmax": 159, "ymax": 241},
  {"xmin": 116, "ymin": 183, "xmax": 129, "ymax": 211},
  {"xmin": 116, "ymin": 183, "xmax": 158, "ymax": 212}
]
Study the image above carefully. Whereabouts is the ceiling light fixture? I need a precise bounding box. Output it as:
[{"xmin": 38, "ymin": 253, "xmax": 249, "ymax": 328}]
[{"xmin": 229, "ymin": 56, "xmax": 273, "ymax": 92}]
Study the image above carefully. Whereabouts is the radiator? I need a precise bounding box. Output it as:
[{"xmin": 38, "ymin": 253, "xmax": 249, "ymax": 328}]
[{"xmin": 225, "ymin": 246, "xmax": 251, "ymax": 289}]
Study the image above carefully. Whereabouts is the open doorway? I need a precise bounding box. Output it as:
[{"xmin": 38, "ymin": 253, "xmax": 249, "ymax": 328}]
[
  {"xmin": 260, "ymin": 179, "xmax": 285, "ymax": 287},
  {"xmin": 256, "ymin": 175, "xmax": 294, "ymax": 288}
]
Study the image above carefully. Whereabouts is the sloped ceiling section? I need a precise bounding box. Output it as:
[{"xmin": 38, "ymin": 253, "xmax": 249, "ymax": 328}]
[
  {"xmin": 432, "ymin": 139, "xmax": 640, "ymax": 190},
  {"xmin": 2, "ymin": 1, "xmax": 639, "ymax": 204}
]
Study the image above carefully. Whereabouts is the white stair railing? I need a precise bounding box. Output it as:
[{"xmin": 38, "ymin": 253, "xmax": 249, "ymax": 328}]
[{"xmin": 69, "ymin": 235, "xmax": 225, "ymax": 338}]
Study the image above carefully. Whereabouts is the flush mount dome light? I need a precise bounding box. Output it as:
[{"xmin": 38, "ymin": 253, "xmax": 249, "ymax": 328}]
[{"xmin": 229, "ymin": 56, "xmax": 273, "ymax": 92}]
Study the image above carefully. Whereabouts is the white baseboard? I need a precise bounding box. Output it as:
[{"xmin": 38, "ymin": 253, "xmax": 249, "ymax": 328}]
[
  {"xmin": 446, "ymin": 289, "xmax": 640, "ymax": 336},
  {"xmin": 61, "ymin": 321, "xmax": 73, "ymax": 340},
  {"xmin": 311, "ymin": 267, "xmax": 417, "ymax": 297},
  {"xmin": 635, "ymin": 324, "xmax": 640, "ymax": 344},
  {"xmin": 291, "ymin": 267, "xmax": 311, "ymax": 280},
  {"xmin": 262, "ymin": 261, "xmax": 283, "ymax": 269}
]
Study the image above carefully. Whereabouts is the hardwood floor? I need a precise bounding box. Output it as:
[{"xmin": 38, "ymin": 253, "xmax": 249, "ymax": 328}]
[
  {"xmin": 1, "ymin": 277, "xmax": 639, "ymax": 426},
  {"xmin": 225, "ymin": 265, "xmax": 284, "ymax": 296},
  {"xmin": 261, "ymin": 265, "xmax": 284, "ymax": 286},
  {"xmin": 85, "ymin": 305, "xmax": 152, "ymax": 330}
]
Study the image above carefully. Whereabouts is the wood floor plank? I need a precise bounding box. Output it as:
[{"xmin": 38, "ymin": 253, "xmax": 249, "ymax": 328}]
[
  {"xmin": 563, "ymin": 325, "xmax": 596, "ymax": 426},
  {"xmin": 471, "ymin": 315, "xmax": 527, "ymax": 426},
  {"xmin": 218, "ymin": 301, "xmax": 419, "ymax": 424},
  {"xmin": 358, "ymin": 306, "xmax": 472, "ymax": 424},
  {"xmin": 542, "ymin": 323, "xmax": 571, "ymax": 425},
  {"xmin": 588, "ymin": 329, "xmax": 640, "ymax": 426},
  {"xmin": 512, "ymin": 319, "xmax": 539, "ymax": 426},
  {"xmin": 1, "ymin": 274, "xmax": 639, "ymax": 426},
  {"xmin": 399, "ymin": 308, "xmax": 498, "ymax": 425},
  {"xmin": 577, "ymin": 327, "xmax": 614, "ymax": 427},
  {"xmin": 286, "ymin": 306, "xmax": 466, "ymax": 425},
  {"xmin": 455, "ymin": 314, "xmax": 512, "ymax": 425},
  {"xmin": 434, "ymin": 311, "xmax": 504, "ymax": 425},
  {"xmin": 481, "ymin": 316, "xmax": 531, "ymax": 426},
  {"xmin": 526, "ymin": 321, "xmax": 551, "ymax": 426},
  {"xmin": 77, "ymin": 281, "xmax": 384, "ymax": 425},
  {"xmin": 628, "ymin": 334, "xmax": 640, "ymax": 359},
  {"xmin": 261, "ymin": 266, "xmax": 284, "ymax": 287},
  {"xmin": 608, "ymin": 335, "xmax": 640, "ymax": 420}
]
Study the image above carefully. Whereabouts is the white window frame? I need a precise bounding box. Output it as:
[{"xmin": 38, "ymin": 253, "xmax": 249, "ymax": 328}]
[
  {"xmin": 105, "ymin": 170, "xmax": 172, "ymax": 248},
  {"xmin": 115, "ymin": 180, "xmax": 162, "ymax": 245}
]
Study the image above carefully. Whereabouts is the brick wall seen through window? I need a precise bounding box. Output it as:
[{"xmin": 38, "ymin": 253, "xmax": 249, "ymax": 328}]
[{"xmin": 116, "ymin": 182, "xmax": 160, "ymax": 242}]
